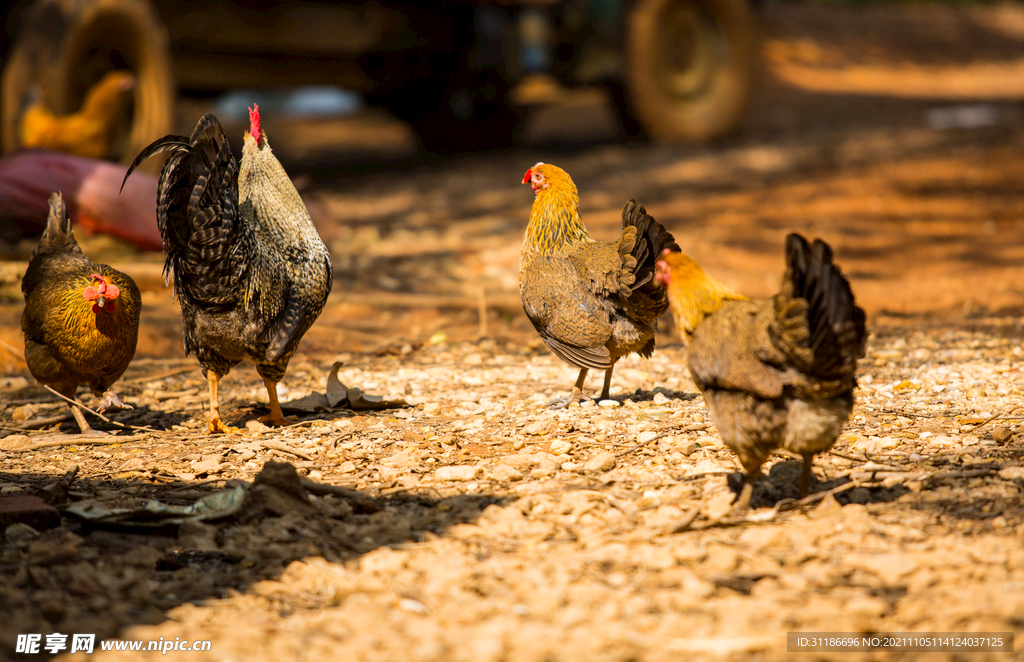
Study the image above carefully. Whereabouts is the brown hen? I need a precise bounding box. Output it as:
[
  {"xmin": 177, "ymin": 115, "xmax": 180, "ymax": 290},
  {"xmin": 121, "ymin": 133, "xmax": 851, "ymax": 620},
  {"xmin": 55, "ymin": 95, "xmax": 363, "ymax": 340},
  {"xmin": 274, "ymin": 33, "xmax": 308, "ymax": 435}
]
[
  {"xmin": 656, "ymin": 234, "xmax": 867, "ymax": 508},
  {"xmin": 21, "ymin": 192, "xmax": 141, "ymax": 435},
  {"xmin": 520, "ymin": 162, "xmax": 679, "ymax": 407}
]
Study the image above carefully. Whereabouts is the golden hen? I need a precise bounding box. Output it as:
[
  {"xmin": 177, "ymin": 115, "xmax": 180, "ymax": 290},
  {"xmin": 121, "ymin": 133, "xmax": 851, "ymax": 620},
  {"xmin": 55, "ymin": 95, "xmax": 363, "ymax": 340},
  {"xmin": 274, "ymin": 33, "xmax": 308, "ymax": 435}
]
[
  {"xmin": 20, "ymin": 71, "xmax": 135, "ymax": 160},
  {"xmin": 21, "ymin": 192, "xmax": 141, "ymax": 435},
  {"xmin": 520, "ymin": 162, "xmax": 679, "ymax": 407},
  {"xmin": 656, "ymin": 234, "xmax": 867, "ymax": 508}
]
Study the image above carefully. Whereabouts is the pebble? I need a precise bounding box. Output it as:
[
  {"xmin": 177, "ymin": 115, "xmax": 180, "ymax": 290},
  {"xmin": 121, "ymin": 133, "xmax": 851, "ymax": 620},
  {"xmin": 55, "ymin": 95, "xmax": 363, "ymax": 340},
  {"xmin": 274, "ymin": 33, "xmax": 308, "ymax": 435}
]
[
  {"xmin": 584, "ymin": 451, "xmax": 617, "ymax": 473},
  {"xmin": 490, "ymin": 464, "xmax": 524, "ymax": 482},
  {"xmin": 598, "ymin": 400, "xmax": 619, "ymax": 408},
  {"xmin": 524, "ymin": 421, "xmax": 549, "ymax": 436},
  {"xmin": 549, "ymin": 438, "xmax": 572, "ymax": 455},
  {"xmin": 434, "ymin": 465, "xmax": 482, "ymax": 482}
]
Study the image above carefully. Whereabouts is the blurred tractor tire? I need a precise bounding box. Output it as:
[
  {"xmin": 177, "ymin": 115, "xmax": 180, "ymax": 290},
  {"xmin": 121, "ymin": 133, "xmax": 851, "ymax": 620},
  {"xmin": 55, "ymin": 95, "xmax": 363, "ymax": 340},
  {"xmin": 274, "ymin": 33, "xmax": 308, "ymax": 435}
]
[
  {"xmin": 1, "ymin": 0, "xmax": 174, "ymax": 164},
  {"xmin": 623, "ymin": 0, "xmax": 756, "ymax": 142}
]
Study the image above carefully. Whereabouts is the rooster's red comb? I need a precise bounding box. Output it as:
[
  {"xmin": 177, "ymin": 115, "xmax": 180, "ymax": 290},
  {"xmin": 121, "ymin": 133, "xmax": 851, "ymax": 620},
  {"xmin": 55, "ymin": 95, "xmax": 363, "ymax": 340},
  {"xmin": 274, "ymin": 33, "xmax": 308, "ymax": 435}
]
[{"xmin": 249, "ymin": 105, "xmax": 261, "ymax": 144}]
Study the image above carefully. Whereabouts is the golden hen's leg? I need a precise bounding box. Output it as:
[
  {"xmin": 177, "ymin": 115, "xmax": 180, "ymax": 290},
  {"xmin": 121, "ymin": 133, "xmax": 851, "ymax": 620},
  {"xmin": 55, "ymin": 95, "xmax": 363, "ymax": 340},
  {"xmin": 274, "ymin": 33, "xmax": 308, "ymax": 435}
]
[
  {"xmin": 798, "ymin": 453, "xmax": 815, "ymax": 499},
  {"xmin": 207, "ymin": 372, "xmax": 238, "ymax": 434},
  {"xmin": 546, "ymin": 368, "xmax": 592, "ymax": 409},
  {"xmin": 258, "ymin": 377, "xmax": 299, "ymax": 427}
]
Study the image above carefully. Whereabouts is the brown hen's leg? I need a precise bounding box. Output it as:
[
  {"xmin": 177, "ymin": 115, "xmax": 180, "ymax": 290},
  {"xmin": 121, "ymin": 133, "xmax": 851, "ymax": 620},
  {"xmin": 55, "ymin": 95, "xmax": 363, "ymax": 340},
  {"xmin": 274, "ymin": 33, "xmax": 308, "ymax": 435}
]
[
  {"xmin": 547, "ymin": 368, "xmax": 592, "ymax": 409},
  {"xmin": 207, "ymin": 372, "xmax": 238, "ymax": 434},
  {"xmin": 798, "ymin": 453, "xmax": 815, "ymax": 498},
  {"xmin": 600, "ymin": 366, "xmax": 615, "ymax": 401},
  {"xmin": 258, "ymin": 377, "xmax": 299, "ymax": 427},
  {"xmin": 734, "ymin": 468, "xmax": 760, "ymax": 512},
  {"xmin": 98, "ymin": 391, "xmax": 132, "ymax": 413},
  {"xmin": 68, "ymin": 402, "xmax": 105, "ymax": 437}
]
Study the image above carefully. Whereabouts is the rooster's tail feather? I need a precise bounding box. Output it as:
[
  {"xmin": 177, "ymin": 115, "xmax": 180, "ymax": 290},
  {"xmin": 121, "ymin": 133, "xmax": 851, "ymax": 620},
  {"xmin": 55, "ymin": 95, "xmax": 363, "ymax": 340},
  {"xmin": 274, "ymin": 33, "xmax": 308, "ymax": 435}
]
[{"xmin": 783, "ymin": 233, "xmax": 867, "ymax": 380}]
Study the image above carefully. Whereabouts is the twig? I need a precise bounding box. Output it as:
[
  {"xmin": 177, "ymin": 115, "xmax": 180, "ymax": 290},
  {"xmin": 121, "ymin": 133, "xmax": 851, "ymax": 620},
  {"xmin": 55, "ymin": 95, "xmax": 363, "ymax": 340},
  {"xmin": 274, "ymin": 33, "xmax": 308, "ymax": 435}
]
[
  {"xmin": 966, "ymin": 405, "xmax": 1021, "ymax": 433},
  {"xmin": 616, "ymin": 423, "xmax": 710, "ymax": 458},
  {"xmin": 0, "ymin": 436, "xmax": 135, "ymax": 452},
  {"xmin": 5, "ymin": 413, "xmax": 74, "ymax": 431},
  {"xmin": 41, "ymin": 385, "xmax": 162, "ymax": 434},
  {"xmin": 123, "ymin": 365, "xmax": 199, "ymax": 384},
  {"xmin": 779, "ymin": 479, "xmax": 864, "ymax": 511},
  {"xmin": 261, "ymin": 440, "xmax": 315, "ymax": 460}
]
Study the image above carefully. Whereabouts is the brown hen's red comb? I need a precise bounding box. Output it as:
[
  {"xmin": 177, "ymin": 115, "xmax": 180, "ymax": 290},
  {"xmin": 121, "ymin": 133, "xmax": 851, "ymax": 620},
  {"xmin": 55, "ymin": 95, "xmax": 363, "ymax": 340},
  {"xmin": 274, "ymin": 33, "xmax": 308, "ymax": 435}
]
[{"xmin": 249, "ymin": 105, "xmax": 261, "ymax": 144}]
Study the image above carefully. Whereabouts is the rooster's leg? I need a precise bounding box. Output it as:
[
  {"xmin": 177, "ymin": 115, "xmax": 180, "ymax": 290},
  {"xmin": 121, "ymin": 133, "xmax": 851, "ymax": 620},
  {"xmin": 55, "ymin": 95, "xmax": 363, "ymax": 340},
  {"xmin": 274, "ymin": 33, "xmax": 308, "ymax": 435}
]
[
  {"xmin": 798, "ymin": 453, "xmax": 815, "ymax": 498},
  {"xmin": 207, "ymin": 372, "xmax": 238, "ymax": 434},
  {"xmin": 599, "ymin": 366, "xmax": 615, "ymax": 401},
  {"xmin": 546, "ymin": 368, "xmax": 593, "ymax": 409},
  {"xmin": 258, "ymin": 378, "xmax": 299, "ymax": 427}
]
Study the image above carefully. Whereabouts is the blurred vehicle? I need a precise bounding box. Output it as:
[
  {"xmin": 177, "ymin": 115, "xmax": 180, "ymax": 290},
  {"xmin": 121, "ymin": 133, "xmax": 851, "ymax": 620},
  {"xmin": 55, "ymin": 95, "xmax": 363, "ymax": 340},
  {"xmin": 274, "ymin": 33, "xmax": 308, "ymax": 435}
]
[{"xmin": 0, "ymin": 0, "xmax": 757, "ymax": 157}]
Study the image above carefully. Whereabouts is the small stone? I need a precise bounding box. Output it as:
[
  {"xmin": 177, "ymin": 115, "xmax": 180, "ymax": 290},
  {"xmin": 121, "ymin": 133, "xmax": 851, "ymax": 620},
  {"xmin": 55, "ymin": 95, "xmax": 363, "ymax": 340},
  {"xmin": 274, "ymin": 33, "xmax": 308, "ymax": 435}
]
[
  {"xmin": 435, "ymin": 465, "xmax": 482, "ymax": 482},
  {"xmin": 652, "ymin": 392, "xmax": 670, "ymax": 405},
  {"xmin": 997, "ymin": 466, "xmax": 1024, "ymax": 481},
  {"xmin": 422, "ymin": 402, "xmax": 441, "ymax": 416},
  {"xmin": 560, "ymin": 461, "xmax": 580, "ymax": 472},
  {"xmin": 11, "ymin": 406, "xmax": 32, "ymax": 422},
  {"xmin": 490, "ymin": 464, "xmax": 523, "ymax": 482},
  {"xmin": 584, "ymin": 451, "xmax": 617, "ymax": 473},
  {"xmin": 549, "ymin": 438, "xmax": 572, "ymax": 455},
  {"xmin": 524, "ymin": 421, "xmax": 549, "ymax": 436},
  {"xmin": 0, "ymin": 495, "xmax": 60, "ymax": 532},
  {"xmin": 637, "ymin": 430, "xmax": 659, "ymax": 444},
  {"xmin": 246, "ymin": 420, "xmax": 270, "ymax": 434},
  {"xmin": 598, "ymin": 400, "xmax": 619, "ymax": 408},
  {"xmin": 4, "ymin": 522, "xmax": 41, "ymax": 545},
  {"xmin": 512, "ymin": 438, "xmax": 525, "ymax": 450}
]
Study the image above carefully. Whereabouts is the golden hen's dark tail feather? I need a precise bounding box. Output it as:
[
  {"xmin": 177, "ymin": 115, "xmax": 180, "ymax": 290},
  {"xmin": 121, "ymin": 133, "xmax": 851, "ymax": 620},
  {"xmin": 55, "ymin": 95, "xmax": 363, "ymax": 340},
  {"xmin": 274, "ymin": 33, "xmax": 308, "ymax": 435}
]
[
  {"xmin": 785, "ymin": 233, "xmax": 867, "ymax": 380},
  {"xmin": 35, "ymin": 191, "xmax": 81, "ymax": 257},
  {"xmin": 621, "ymin": 199, "xmax": 680, "ymax": 294}
]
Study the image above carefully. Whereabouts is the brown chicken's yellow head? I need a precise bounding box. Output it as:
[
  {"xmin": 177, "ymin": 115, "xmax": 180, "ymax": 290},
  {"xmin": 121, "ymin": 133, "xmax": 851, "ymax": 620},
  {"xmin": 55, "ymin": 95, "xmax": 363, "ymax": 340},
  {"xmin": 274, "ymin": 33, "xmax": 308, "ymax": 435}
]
[
  {"xmin": 655, "ymin": 249, "xmax": 747, "ymax": 337},
  {"xmin": 82, "ymin": 273, "xmax": 121, "ymax": 314},
  {"xmin": 523, "ymin": 162, "xmax": 574, "ymax": 196}
]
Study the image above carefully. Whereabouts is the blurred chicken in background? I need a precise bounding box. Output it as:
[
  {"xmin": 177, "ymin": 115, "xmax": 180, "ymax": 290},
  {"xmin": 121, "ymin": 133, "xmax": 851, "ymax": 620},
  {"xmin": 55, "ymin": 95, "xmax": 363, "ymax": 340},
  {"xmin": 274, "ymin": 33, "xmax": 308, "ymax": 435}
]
[{"xmin": 20, "ymin": 70, "xmax": 135, "ymax": 161}]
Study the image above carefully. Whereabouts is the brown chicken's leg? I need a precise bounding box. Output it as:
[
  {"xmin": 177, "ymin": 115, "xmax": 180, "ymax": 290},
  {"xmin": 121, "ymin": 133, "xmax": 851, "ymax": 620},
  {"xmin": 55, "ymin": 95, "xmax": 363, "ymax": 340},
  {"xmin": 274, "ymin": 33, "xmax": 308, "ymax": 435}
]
[
  {"xmin": 547, "ymin": 368, "xmax": 593, "ymax": 409},
  {"xmin": 798, "ymin": 453, "xmax": 816, "ymax": 499},
  {"xmin": 207, "ymin": 372, "xmax": 238, "ymax": 434},
  {"xmin": 258, "ymin": 377, "xmax": 299, "ymax": 427}
]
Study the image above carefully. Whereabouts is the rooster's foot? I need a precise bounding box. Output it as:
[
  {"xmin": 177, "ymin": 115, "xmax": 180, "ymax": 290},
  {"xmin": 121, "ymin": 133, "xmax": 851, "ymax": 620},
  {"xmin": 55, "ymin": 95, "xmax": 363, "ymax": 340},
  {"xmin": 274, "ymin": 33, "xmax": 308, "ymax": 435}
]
[
  {"xmin": 98, "ymin": 391, "xmax": 132, "ymax": 414},
  {"xmin": 208, "ymin": 418, "xmax": 239, "ymax": 435},
  {"xmin": 258, "ymin": 414, "xmax": 300, "ymax": 428},
  {"xmin": 546, "ymin": 388, "xmax": 592, "ymax": 409}
]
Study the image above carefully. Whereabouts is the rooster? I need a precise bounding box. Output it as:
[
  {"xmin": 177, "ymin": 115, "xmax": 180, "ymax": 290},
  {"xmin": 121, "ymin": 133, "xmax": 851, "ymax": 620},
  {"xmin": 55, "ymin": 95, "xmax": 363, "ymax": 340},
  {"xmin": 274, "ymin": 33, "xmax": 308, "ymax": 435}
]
[
  {"xmin": 21, "ymin": 192, "xmax": 141, "ymax": 435},
  {"xmin": 20, "ymin": 71, "xmax": 135, "ymax": 160},
  {"xmin": 122, "ymin": 107, "xmax": 333, "ymax": 433},
  {"xmin": 655, "ymin": 235, "xmax": 867, "ymax": 509},
  {"xmin": 520, "ymin": 162, "xmax": 679, "ymax": 407}
]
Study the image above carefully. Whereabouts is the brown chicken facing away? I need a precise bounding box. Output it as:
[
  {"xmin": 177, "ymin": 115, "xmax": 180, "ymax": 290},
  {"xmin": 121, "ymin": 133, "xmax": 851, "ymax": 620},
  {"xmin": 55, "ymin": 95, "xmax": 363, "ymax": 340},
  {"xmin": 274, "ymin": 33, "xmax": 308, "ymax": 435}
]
[
  {"xmin": 520, "ymin": 162, "xmax": 680, "ymax": 408},
  {"xmin": 21, "ymin": 192, "xmax": 141, "ymax": 435},
  {"xmin": 20, "ymin": 71, "xmax": 135, "ymax": 160},
  {"xmin": 122, "ymin": 106, "xmax": 333, "ymax": 434},
  {"xmin": 656, "ymin": 234, "xmax": 867, "ymax": 509}
]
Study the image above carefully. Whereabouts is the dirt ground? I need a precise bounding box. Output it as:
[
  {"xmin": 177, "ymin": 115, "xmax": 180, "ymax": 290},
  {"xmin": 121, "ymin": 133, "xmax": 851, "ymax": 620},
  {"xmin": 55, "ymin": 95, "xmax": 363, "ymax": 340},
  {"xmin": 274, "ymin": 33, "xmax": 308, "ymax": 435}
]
[{"xmin": 1, "ymin": 2, "xmax": 1024, "ymax": 660}]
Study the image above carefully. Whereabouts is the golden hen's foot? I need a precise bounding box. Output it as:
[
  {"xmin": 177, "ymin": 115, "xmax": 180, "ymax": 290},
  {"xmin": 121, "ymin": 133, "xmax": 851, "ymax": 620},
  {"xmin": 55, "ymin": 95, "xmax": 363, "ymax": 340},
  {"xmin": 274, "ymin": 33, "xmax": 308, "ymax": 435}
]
[
  {"xmin": 98, "ymin": 390, "xmax": 132, "ymax": 414},
  {"xmin": 546, "ymin": 387, "xmax": 592, "ymax": 409},
  {"xmin": 258, "ymin": 413, "xmax": 300, "ymax": 428},
  {"xmin": 208, "ymin": 418, "xmax": 239, "ymax": 435}
]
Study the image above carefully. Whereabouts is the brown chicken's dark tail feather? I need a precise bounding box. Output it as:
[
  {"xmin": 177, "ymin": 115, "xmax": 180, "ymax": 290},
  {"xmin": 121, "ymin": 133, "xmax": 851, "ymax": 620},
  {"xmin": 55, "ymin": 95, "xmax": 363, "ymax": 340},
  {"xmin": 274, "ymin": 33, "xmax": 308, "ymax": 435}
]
[
  {"xmin": 785, "ymin": 233, "xmax": 868, "ymax": 380},
  {"xmin": 35, "ymin": 192, "xmax": 82, "ymax": 257}
]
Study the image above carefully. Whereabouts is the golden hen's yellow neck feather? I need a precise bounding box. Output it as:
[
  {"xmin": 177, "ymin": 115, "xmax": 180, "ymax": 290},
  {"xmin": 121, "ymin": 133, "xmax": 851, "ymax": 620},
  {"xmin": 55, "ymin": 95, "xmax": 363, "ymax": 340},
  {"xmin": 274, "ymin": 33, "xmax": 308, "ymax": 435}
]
[
  {"xmin": 662, "ymin": 254, "xmax": 747, "ymax": 338},
  {"xmin": 524, "ymin": 165, "xmax": 591, "ymax": 256}
]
